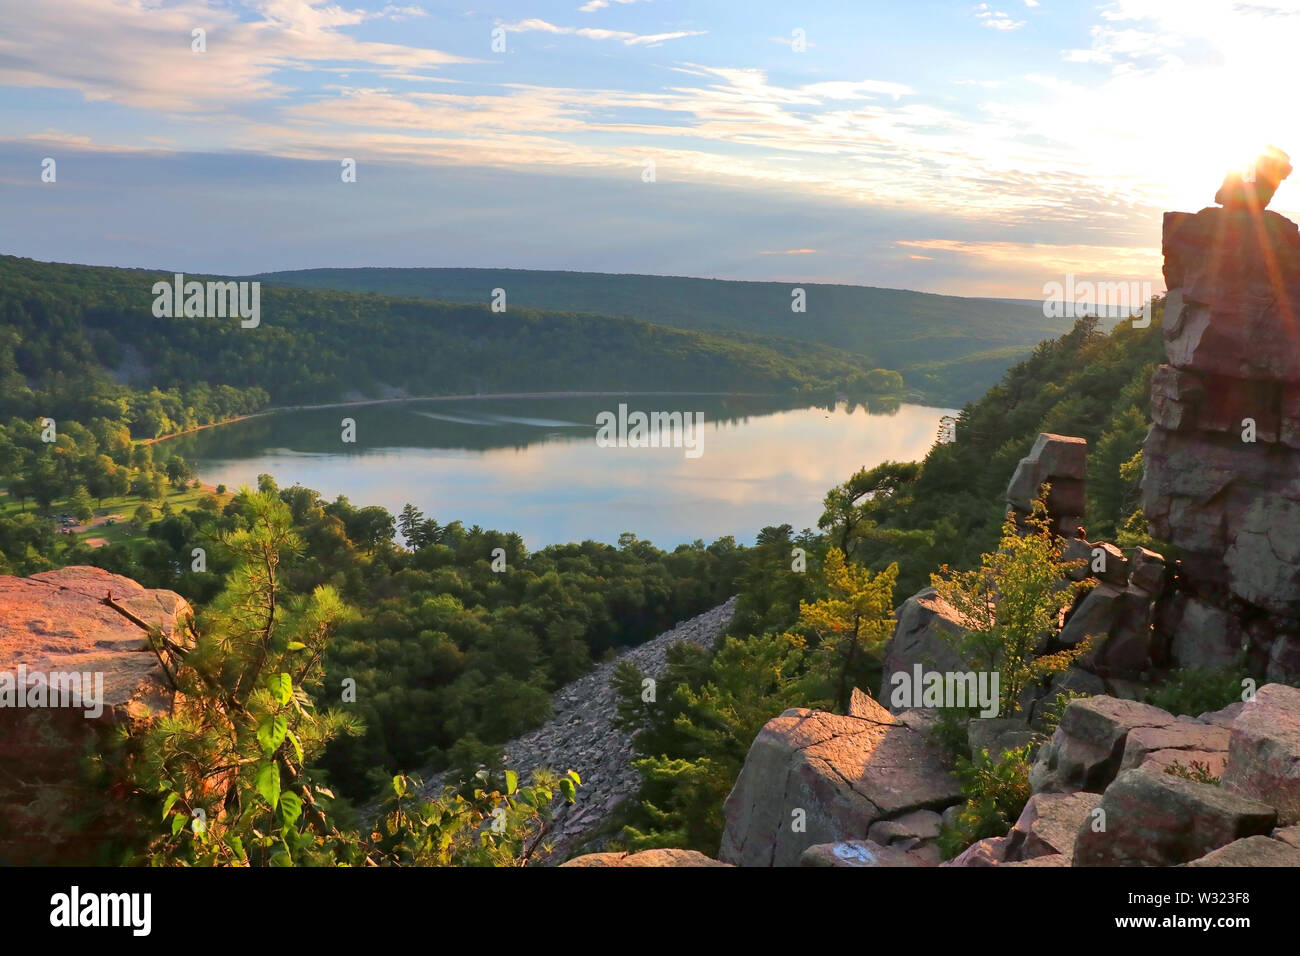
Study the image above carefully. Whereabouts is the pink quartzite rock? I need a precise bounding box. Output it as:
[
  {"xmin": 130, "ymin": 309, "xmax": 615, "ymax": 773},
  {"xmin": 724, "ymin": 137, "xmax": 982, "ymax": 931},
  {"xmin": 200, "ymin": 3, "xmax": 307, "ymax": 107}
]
[
  {"xmin": 1030, "ymin": 696, "xmax": 1178, "ymax": 794},
  {"xmin": 560, "ymin": 849, "xmax": 732, "ymax": 867},
  {"xmin": 1222, "ymin": 683, "xmax": 1300, "ymax": 825},
  {"xmin": 0, "ymin": 566, "xmax": 192, "ymax": 865},
  {"xmin": 1187, "ymin": 835, "xmax": 1300, "ymax": 867},
  {"xmin": 1073, "ymin": 768, "xmax": 1275, "ymax": 866},
  {"xmin": 718, "ymin": 703, "xmax": 961, "ymax": 867}
]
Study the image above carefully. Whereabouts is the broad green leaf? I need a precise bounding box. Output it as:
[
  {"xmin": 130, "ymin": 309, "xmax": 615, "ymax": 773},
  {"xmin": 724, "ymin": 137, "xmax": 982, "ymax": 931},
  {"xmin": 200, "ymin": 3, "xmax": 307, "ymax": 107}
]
[
  {"xmin": 505, "ymin": 770, "xmax": 518, "ymax": 795},
  {"xmin": 392, "ymin": 775, "xmax": 408, "ymax": 798},
  {"xmin": 257, "ymin": 715, "xmax": 288, "ymax": 755},
  {"xmin": 161, "ymin": 791, "xmax": 179, "ymax": 821},
  {"xmin": 285, "ymin": 642, "xmax": 308, "ymax": 651},
  {"xmin": 567, "ymin": 769, "xmax": 582, "ymax": 786},
  {"xmin": 267, "ymin": 672, "xmax": 292, "ymax": 705},
  {"xmin": 286, "ymin": 728, "xmax": 304, "ymax": 765},
  {"xmin": 279, "ymin": 791, "xmax": 303, "ymax": 829},
  {"xmin": 170, "ymin": 812, "xmax": 186, "ymax": 836},
  {"xmin": 256, "ymin": 763, "xmax": 281, "ymax": 810},
  {"xmin": 559, "ymin": 778, "xmax": 576, "ymax": 803}
]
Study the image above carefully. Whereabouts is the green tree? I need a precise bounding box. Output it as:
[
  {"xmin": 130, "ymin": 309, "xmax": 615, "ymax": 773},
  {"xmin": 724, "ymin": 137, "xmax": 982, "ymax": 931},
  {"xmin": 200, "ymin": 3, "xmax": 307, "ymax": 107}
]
[
  {"xmin": 930, "ymin": 496, "xmax": 1085, "ymax": 717},
  {"xmin": 69, "ymin": 484, "xmax": 95, "ymax": 523},
  {"xmin": 797, "ymin": 547, "xmax": 898, "ymax": 713}
]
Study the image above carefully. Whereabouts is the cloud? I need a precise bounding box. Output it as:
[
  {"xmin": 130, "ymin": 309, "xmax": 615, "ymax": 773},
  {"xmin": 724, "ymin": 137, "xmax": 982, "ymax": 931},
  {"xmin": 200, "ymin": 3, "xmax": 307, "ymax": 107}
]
[
  {"xmin": 579, "ymin": 0, "xmax": 652, "ymax": 11},
  {"xmin": 759, "ymin": 248, "xmax": 818, "ymax": 255},
  {"xmin": 896, "ymin": 239, "xmax": 1160, "ymax": 277},
  {"xmin": 0, "ymin": 0, "xmax": 471, "ymax": 113},
  {"xmin": 499, "ymin": 18, "xmax": 705, "ymax": 45},
  {"xmin": 975, "ymin": 3, "xmax": 1027, "ymax": 30}
]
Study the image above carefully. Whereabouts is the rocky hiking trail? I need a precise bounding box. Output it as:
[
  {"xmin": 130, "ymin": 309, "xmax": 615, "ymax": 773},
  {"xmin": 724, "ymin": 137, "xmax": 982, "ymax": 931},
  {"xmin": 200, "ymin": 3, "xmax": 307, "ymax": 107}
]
[{"xmin": 417, "ymin": 596, "xmax": 738, "ymax": 861}]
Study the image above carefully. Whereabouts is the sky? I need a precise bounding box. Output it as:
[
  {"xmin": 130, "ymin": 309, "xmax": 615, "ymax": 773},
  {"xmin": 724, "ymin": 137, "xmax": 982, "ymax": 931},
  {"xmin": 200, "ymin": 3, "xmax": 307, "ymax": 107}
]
[{"xmin": 4, "ymin": 0, "xmax": 1300, "ymax": 297}]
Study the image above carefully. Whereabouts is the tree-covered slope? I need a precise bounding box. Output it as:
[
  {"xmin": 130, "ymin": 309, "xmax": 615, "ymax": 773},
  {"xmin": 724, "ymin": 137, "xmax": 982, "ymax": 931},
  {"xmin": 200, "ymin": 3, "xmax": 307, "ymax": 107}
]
[
  {"xmin": 0, "ymin": 254, "xmax": 892, "ymax": 419},
  {"xmin": 252, "ymin": 266, "xmax": 1083, "ymax": 404},
  {"xmin": 821, "ymin": 306, "xmax": 1168, "ymax": 597}
]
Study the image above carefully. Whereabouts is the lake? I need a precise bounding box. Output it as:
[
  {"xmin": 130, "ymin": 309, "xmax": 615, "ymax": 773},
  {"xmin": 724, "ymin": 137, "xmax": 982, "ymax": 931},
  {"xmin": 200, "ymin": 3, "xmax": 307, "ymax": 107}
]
[{"xmin": 163, "ymin": 394, "xmax": 956, "ymax": 549}]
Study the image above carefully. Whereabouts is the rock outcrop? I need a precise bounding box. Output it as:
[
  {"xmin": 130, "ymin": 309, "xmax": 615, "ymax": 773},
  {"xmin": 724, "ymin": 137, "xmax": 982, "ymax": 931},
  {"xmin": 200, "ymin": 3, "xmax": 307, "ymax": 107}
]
[
  {"xmin": 878, "ymin": 587, "xmax": 973, "ymax": 704},
  {"xmin": 0, "ymin": 566, "xmax": 192, "ymax": 864},
  {"xmin": 560, "ymin": 848, "xmax": 731, "ymax": 867},
  {"xmin": 1143, "ymin": 199, "xmax": 1300, "ymax": 672},
  {"xmin": 1221, "ymin": 682, "xmax": 1300, "ymax": 824},
  {"xmin": 1006, "ymin": 432, "xmax": 1088, "ymax": 533},
  {"xmin": 718, "ymin": 694, "xmax": 961, "ymax": 866}
]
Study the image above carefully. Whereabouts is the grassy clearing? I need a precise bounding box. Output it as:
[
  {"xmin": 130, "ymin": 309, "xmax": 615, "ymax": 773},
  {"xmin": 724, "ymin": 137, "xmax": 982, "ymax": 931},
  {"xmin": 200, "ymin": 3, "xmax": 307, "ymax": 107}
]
[{"xmin": 0, "ymin": 482, "xmax": 233, "ymax": 551}]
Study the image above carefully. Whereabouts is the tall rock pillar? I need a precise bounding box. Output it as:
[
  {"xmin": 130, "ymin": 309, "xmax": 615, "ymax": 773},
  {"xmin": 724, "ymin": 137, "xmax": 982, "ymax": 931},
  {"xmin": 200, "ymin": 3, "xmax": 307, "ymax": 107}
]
[{"xmin": 1143, "ymin": 199, "xmax": 1300, "ymax": 677}]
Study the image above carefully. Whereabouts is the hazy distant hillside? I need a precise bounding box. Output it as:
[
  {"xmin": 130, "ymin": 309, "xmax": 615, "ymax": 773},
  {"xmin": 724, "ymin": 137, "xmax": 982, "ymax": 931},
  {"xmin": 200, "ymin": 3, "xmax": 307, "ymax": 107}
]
[
  {"xmin": 0, "ymin": 255, "xmax": 882, "ymax": 416},
  {"xmin": 253, "ymin": 267, "xmax": 1078, "ymax": 404}
]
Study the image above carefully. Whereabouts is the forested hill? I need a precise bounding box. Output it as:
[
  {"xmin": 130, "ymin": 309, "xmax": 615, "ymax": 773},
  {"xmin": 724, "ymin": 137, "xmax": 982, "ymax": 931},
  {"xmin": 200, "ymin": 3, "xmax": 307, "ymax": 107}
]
[
  {"xmin": 252, "ymin": 266, "xmax": 1081, "ymax": 404},
  {"xmin": 0, "ymin": 253, "xmax": 891, "ymax": 424}
]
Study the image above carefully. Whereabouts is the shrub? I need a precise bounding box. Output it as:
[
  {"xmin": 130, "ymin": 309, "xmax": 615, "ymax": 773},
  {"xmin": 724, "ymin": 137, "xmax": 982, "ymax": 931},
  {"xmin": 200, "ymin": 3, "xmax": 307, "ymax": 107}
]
[
  {"xmin": 937, "ymin": 742, "xmax": 1035, "ymax": 859},
  {"xmin": 1145, "ymin": 663, "xmax": 1248, "ymax": 717}
]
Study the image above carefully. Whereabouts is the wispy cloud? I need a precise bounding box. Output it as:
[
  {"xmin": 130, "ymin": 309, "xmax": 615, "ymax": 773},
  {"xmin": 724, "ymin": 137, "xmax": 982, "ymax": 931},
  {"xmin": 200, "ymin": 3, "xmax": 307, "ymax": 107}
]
[
  {"xmin": 975, "ymin": 4, "xmax": 1026, "ymax": 30},
  {"xmin": 499, "ymin": 18, "xmax": 704, "ymax": 46},
  {"xmin": 579, "ymin": 0, "xmax": 651, "ymax": 12}
]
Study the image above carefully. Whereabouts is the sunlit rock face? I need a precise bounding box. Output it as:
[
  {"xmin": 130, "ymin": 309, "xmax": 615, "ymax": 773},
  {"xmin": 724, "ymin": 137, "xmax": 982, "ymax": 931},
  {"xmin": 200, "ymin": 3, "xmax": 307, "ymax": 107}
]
[
  {"xmin": 0, "ymin": 566, "xmax": 192, "ymax": 864},
  {"xmin": 1143, "ymin": 189, "xmax": 1300, "ymax": 675}
]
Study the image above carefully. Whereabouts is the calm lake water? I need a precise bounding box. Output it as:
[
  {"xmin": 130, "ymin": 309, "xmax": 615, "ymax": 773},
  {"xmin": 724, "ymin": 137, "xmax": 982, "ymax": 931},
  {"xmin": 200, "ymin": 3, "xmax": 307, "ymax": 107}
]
[{"xmin": 165, "ymin": 395, "xmax": 956, "ymax": 549}]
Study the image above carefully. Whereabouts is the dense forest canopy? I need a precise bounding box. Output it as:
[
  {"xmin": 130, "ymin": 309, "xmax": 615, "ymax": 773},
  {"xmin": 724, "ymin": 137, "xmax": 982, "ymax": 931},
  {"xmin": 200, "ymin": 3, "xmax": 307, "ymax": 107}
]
[
  {"xmin": 254, "ymin": 265, "xmax": 1093, "ymax": 405},
  {"xmin": 0, "ymin": 253, "xmax": 904, "ymax": 422}
]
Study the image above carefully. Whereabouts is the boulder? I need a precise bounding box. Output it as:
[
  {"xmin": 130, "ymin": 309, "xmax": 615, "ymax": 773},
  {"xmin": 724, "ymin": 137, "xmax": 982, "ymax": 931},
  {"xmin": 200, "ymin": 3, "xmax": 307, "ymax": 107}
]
[
  {"xmin": 1058, "ymin": 583, "xmax": 1124, "ymax": 647},
  {"xmin": 718, "ymin": 706, "xmax": 961, "ymax": 867},
  {"xmin": 1222, "ymin": 683, "xmax": 1300, "ymax": 825},
  {"xmin": 1137, "ymin": 749, "xmax": 1228, "ymax": 780},
  {"xmin": 867, "ymin": 808, "xmax": 942, "ymax": 845},
  {"xmin": 1119, "ymin": 722, "xmax": 1231, "ymax": 772},
  {"xmin": 560, "ymin": 849, "xmax": 732, "ymax": 867},
  {"xmin": 1213, "ymin": 146, "xmax": 1292, "ymax": 210},
  {"xmin": 1197, "ymin": 701, "xmax": 1246, "ymax": 728},
  {"xmin": 1004, "ymin": 791, "xmax": 1102, "ymax": 864},
  {"xmin": 1061, "ymin": 537, "xmax": 1093, "ymax": 582},
  {"xmin": 798, "ymin": 839, "xmax": 932, "ymax": 867},
  {"xmin": 1091, "ymin": 543, "xmax": 1129, "ymax": 586},
  {"xmin": 1187, "ymin": 835, "xmax": 1300, "ymax": 867},
  {"xmin": 943, "ymin": 836, "xmax": 1009, "ymax": 867},
  {"xmin": 1273, "ymin": 824, "xmax": 1300, "ymax": 849},
  {"xmin": 1030, "ymin": 695, "xmax": 1178, "ymax": 793},
  {"xmin": 878, "ymin": 588, "xmax": 973, "ymax": 704},
  {"xmin": 1006, "ymin": 433, "xmax": 1088, "ymax": 517},
  {"xmin": 1073, "ymin": 768, "xmax": 1276, "ymax": 866},
  {"xmin": 1128, "ymin": 547, "xmax": 1166, "ymax": 595},
  {"xmin": 1080, "ymin": 586, "xmax": 1156, "ymax": 675},
  {"xmin": 1002, "ymin": 854, "xmax": 1071, "ymax": 867},
  {"xmin": 0, "ymin": 567, "xmax": 193, "ymax": 865}
]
